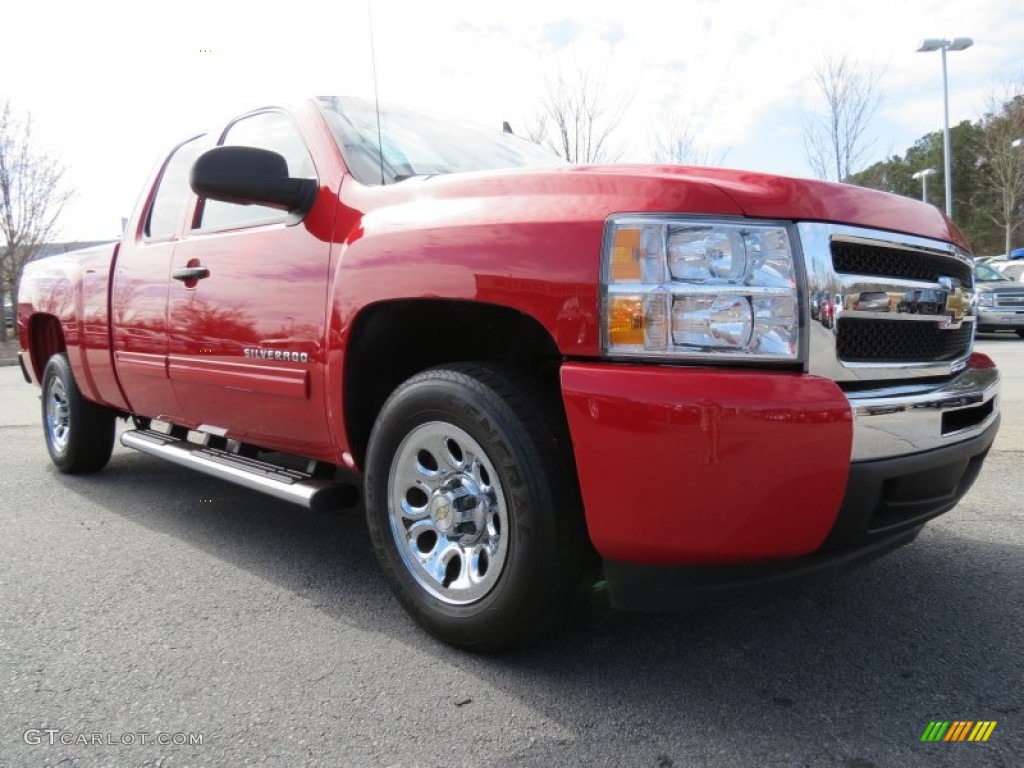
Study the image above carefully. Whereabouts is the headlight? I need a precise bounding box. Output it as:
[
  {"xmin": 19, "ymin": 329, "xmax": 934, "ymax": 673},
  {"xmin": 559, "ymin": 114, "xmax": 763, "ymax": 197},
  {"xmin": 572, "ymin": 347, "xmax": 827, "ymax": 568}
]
[
  {"xmin": 603, "ymin": 217, "xmax": 800, "ymax": 360},
  {"xmin": 977, "ymin": 292, "xmax": 994, "ymax": 307}
]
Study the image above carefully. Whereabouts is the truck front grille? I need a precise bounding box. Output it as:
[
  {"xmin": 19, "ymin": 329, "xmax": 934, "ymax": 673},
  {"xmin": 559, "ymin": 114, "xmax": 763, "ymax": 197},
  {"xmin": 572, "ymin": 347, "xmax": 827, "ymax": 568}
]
[
  {"xmin": 831, "ymin": 241, "xmax": 973, "ymax": 285},
  {"xmin": 995, "ymin": 291, "xmax": 1024, "ymax": 307},
  {"xmin": 836, "ymin": 318, "xmax": 973, "ymax": 363},
  {"xmin": 799, "ymin": 223, "xmax": 976, "ymax": 382}
]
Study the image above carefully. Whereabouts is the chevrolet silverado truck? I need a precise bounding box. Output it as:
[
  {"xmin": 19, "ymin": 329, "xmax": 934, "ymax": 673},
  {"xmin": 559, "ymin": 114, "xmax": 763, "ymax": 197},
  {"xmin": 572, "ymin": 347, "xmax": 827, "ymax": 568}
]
[
  {"xmin": 17, "ymin": 97, "xmax": 1000, "ymax": 651},
  {"xmin": 974, "ymin": 262, "xmax": 1024, "ymax": 336}
]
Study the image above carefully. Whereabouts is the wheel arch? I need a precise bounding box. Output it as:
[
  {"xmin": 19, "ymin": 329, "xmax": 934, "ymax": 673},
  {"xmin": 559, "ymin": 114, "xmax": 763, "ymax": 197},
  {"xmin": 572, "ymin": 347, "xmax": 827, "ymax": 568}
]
[
  {"xmin": 26, "ymin": 314, "xmax": 66, "ymax": 384},
  {"xmin": 343, "ymin": 299, "xmax": 565, "ymax": 469}
]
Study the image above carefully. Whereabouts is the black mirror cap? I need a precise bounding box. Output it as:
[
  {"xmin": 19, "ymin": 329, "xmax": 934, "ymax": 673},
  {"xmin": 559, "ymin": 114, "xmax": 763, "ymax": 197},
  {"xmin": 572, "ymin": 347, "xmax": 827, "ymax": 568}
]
[{"xmin": 190, "ymin": 145, "xmax": 317, "ymax": 213}]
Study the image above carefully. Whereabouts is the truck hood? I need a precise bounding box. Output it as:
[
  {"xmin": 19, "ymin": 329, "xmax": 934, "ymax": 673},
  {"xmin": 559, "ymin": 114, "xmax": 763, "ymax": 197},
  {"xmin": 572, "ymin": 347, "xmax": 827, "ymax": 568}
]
[{"xmin": 572, "ymin": 165, "xmax": 967, "ymax": 249}]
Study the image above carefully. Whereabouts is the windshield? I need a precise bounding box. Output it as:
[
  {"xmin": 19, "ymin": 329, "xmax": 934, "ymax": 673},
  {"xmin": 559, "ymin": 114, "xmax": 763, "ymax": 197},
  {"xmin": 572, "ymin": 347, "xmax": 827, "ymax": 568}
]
[
  {"xmin": 975, "ymin": 264, "xmax": 1010, "ymax": 282},
  {"xmin": 316, "ymin": 96, "xmax": 563, "ymax": 186}
]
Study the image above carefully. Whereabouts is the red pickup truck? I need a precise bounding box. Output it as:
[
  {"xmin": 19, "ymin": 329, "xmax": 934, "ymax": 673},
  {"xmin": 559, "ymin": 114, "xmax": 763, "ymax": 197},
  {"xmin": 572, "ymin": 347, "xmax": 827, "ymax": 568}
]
[{"xmin": 17, "ymin": 97, "xmax": 1000, "ymax": 651}]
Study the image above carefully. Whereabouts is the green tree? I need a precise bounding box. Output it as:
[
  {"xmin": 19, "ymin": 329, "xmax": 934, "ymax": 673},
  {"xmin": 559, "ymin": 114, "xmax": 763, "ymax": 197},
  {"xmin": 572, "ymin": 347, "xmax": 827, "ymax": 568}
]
[
  {"xmin": 849, "ymin": 121, "xmax": 996, "ymax": 251},
  {"xmin": 849, "ymin": 83, "xmax": 1024, "ymax": 255}
]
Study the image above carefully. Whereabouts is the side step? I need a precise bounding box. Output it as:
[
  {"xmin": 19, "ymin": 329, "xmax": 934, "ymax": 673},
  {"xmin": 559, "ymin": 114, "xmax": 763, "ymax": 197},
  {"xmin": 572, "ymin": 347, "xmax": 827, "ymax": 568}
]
[{"xmin": 121, "ymin": 429, "xmax": 354, "ymax": 512}]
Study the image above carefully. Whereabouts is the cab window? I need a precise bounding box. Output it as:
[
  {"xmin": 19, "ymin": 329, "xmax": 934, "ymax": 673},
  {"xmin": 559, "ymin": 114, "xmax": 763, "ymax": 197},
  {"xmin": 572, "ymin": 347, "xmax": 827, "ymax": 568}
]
[
  {"xmin": 198, "ymin": 111, "xmax": 316, "ymax": 231},
  {"xmin": 146, "ymin": 136, "xmax": 206, "ymax": 240}
]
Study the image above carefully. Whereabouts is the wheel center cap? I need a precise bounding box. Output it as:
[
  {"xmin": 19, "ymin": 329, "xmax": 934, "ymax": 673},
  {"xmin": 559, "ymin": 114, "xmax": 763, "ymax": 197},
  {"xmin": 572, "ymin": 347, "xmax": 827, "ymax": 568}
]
[
  {"xmin": 430, "ymin": 495, "xmax": 456, "ymax": 533},
  {"xmin": 430, "ymin": 477, "xmax": 486, "ymax": 540}
]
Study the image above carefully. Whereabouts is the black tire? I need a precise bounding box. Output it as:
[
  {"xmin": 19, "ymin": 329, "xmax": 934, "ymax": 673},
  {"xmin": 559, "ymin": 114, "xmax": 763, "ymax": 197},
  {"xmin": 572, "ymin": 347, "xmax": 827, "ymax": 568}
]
[
  {"xmin": 1016, "ymin": 330, "xmax": 1024, "ymax": 339},
  {"xmin": 41, "ymin": 353, "xmax": 116, "ymax": 473},
  {"xmin": 364, "ymin": 363, "xmax": 592, "ymax": 652}
]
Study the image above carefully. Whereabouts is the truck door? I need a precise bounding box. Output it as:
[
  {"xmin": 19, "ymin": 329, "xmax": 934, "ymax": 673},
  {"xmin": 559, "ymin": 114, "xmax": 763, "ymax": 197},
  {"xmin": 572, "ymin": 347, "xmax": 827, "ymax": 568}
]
[
  {"xmin": 111, "ymin": 136, "xmax": 207, "ymax": 420},
  {"xmin": 166, "ymin": 110, "xmax": 334, "ymax": 458}
]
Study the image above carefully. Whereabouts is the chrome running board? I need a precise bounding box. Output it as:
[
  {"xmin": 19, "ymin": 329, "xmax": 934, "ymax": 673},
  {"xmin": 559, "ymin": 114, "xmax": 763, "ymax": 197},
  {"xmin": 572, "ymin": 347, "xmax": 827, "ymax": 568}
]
[{"xmin": 121, "ymin": 428, "xmax": 351, "ymax": 512}]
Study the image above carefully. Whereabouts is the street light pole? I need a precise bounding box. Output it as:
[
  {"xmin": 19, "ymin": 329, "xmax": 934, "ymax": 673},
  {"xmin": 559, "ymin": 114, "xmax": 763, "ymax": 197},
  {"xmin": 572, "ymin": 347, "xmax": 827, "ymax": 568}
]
[
  {"xmin": 912, "ymin": 168, "xmax": 938, "ymax": 203},
  {"xmin": 917, "ymin": 37, "xmax": 973, "ymax": 219},
  {"xmin": 940, "ymin": 44, "xmax": 951, "ymax": 215}
]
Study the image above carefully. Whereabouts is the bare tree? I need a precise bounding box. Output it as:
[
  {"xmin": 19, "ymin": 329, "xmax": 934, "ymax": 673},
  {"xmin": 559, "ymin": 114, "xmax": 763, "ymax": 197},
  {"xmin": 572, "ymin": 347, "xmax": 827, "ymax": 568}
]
[
  {"xmin": 0, "ymin": 99, "xmax": 73, "ymax": 342},
  {"xmin": 979, "ymin": 83, "xmax": 1024, "ymax": 255},
  {"xmin": 803, "ymin": 54, "xmax": 882, "ymax": 182},
  {"xmin": 521, "ymin": 112, "xmax": 551, "ymax": 149},
  {"xmin": 649, "ymin": 113, "xmax": 728, "ymax": 166},
  {"xmin": 528, "ymin": 63, "xmax": 631, "ymax": 163}
]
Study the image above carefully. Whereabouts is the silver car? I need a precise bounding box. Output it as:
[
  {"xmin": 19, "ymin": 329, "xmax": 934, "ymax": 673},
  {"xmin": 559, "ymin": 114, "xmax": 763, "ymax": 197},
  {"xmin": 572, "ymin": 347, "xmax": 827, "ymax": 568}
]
[{"xmin": 976, "ymin": 263, "xmax": 1024, "ymax": 337}]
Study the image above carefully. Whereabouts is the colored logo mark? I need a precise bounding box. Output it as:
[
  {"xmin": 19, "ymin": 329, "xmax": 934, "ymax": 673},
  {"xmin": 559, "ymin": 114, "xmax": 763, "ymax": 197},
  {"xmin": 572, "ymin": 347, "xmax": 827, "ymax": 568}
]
[{"xmin": 920, "ymin": 721, "xmax": 997, "ymax": 742}]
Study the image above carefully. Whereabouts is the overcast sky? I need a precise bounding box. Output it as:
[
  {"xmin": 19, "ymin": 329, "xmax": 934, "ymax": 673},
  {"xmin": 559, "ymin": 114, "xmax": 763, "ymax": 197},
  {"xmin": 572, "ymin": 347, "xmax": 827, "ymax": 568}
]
[{"xmin": 2, "ymin": 0, "xmax": 1022, "ymax": 241}]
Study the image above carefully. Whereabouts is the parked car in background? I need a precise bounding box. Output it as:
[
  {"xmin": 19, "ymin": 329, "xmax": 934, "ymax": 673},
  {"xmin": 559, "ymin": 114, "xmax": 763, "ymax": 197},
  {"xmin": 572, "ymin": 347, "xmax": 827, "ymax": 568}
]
[
  {"xmin": 3, "ymin": 296, "xmax": 12, "ymax": 328},
  {"xmin": 898, "ymin": 289, "xmax": 945, "ymax": 315},
  {"xmin": 976, "ymin": 263, "xmax": 1024, "ymax": 337},
  {"xmin": 987, "ymin": 260, "xmax": 1024, "ymax": 280},
  {"xmin": 851, "ymin": 290, "xmax": 892, "ymax": 312}
]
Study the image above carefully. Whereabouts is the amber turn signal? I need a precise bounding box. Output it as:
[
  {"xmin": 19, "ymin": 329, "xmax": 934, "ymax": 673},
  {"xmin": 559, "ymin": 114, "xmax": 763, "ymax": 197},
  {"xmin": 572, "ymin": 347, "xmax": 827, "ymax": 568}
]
[
  {"xmin": 609, "ymin": 227, "xmax": 643, "ymax": 282},
  {"xmin": 607, "ymin": 296, "xmax": 646, "ymax": 346}
]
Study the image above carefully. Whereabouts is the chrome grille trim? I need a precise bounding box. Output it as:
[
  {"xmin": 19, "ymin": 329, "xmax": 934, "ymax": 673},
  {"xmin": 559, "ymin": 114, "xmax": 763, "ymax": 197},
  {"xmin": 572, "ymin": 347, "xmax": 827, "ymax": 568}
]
[
  {"xmin": 798, "ymin": 223, "xmax": 975, "ymax": 383},
  {"xmin": 995, "ymin": 292, "xmax": 1024, "ymax": 307}
]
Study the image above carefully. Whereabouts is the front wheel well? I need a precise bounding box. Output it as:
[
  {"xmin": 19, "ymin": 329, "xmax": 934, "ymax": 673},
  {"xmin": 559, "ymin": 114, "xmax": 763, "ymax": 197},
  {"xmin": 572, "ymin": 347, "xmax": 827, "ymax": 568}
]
[{"xmin": 343, "ymin": 300, "xmax": 564, "ymax": 468}]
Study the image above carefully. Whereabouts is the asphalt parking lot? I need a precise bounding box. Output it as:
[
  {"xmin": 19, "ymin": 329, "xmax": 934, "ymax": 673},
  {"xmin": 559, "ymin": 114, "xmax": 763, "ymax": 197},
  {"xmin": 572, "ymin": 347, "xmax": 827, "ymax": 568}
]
[{"xmin": 0, "ymin": 339, "xmax": 1021, "ymax": 768}]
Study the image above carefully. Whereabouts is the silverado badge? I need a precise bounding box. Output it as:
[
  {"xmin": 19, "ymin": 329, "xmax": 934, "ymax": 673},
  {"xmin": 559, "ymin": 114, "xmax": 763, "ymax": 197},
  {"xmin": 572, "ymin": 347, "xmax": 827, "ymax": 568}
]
[{"xmin": 243, "ymin": 348, "xmax": 309, "ymax": 363}]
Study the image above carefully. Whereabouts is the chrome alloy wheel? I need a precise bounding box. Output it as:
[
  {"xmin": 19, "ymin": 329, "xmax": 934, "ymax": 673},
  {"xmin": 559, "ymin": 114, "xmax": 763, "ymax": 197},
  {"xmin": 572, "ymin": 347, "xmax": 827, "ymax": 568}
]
[
  {"xmin": 388, "ymin": 421, "xmax": 509, "ymax": 605},
  {"xmin": 45, "ymin": 376, "xmax": 71, "ymax": 453}
]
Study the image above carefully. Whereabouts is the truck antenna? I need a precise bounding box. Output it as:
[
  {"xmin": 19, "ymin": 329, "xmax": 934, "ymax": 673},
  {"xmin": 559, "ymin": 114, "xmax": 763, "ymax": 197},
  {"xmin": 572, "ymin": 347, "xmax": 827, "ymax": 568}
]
[{"xmin": 368, "ymin": 0, "xmax": 385, "ymax": 185}]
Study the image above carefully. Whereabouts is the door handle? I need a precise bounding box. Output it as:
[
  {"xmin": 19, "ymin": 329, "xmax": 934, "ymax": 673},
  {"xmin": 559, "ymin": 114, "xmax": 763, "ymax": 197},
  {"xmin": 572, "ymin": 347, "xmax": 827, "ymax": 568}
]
[{"xmin": 172, "ymin": 266, "xmax": 210, "ymax": 281}]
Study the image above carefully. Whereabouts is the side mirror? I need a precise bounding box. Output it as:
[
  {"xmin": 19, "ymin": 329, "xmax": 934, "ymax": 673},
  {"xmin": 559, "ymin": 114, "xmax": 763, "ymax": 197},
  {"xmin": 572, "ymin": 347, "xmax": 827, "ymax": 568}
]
[{"xmin": 190, "ymin": 146, "xmax": 317, "ymax": 213}]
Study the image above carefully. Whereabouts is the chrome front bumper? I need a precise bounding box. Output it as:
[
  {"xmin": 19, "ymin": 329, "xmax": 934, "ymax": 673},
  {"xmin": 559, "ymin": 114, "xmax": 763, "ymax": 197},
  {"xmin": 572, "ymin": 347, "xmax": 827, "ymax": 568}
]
[
  {"xmin": 977, "ymin": 306, "xmax": 1024, "ymax": 327},
  {"xmin": 846, "ymin": 364, "xmax": 999, "ymax": 461}
]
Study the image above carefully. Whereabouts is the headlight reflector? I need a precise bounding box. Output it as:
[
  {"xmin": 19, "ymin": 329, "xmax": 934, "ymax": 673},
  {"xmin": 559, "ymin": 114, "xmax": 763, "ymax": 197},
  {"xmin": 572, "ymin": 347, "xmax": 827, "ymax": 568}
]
[
  {"xmin": 667, "ymin": 226, "xmax": 748, "ymax": 283},
  {"xmin": 604, "ymin": 217, "xmax": 799, "ymax": 360},
  {"xmin": 672, "ymin": 295, "xmax": 754, "ymax": 349}
]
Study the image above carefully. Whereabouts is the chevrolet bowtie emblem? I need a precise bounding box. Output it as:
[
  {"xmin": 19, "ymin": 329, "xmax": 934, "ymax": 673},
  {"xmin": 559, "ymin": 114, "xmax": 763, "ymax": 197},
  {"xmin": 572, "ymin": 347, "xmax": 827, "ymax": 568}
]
[{"xmin": 939, "ymin": 276, "xmax": 966, "ymax": 323}]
